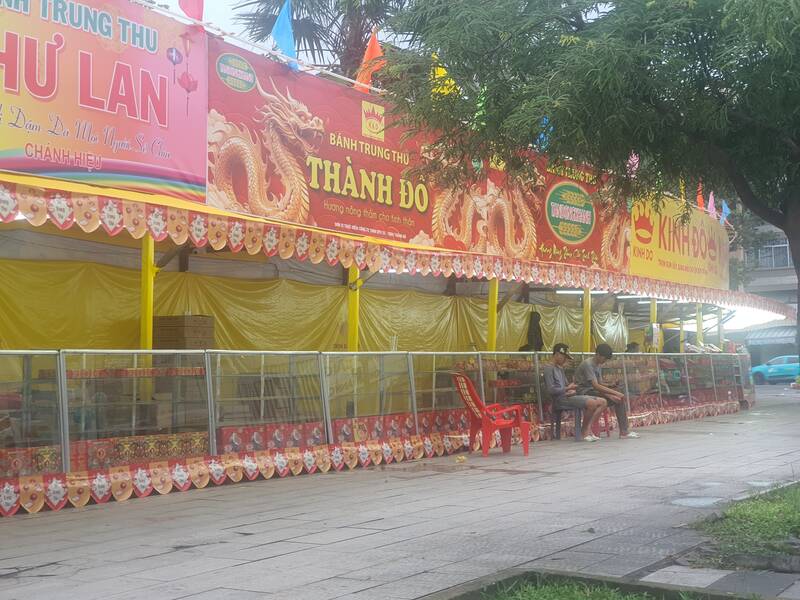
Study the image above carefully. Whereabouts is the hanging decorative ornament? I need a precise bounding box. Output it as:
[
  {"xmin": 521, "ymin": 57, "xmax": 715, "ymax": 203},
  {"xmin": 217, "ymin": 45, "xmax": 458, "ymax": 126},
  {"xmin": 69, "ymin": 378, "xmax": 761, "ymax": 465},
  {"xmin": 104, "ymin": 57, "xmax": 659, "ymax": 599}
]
[
  {"xmin": 166, "ymin": 47, "xmax": 183, "ymax": 83},
  {"xmin": 178, "ymin": 71, "xmax": 199, "ymax": 116},
  {"xmin": 180, "ymin": 31, "xmax": 194, "ymax": 62}
]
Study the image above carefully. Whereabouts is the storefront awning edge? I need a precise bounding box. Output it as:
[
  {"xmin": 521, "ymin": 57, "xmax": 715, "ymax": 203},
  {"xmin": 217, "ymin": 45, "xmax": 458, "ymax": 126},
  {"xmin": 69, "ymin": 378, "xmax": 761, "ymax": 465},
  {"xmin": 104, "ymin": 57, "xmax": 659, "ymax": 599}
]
[{"xmin": 0, "ymin": 172, "xmax": 793, "ymax": 320}]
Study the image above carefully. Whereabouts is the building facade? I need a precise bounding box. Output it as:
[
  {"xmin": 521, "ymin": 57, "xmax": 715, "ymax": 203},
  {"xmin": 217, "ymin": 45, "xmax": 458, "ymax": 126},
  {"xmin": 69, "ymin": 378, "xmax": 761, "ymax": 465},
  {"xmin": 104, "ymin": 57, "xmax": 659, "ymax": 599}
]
[{"xmin": 742, "ymin": 226, "xmax": 798, "ymax": 364}]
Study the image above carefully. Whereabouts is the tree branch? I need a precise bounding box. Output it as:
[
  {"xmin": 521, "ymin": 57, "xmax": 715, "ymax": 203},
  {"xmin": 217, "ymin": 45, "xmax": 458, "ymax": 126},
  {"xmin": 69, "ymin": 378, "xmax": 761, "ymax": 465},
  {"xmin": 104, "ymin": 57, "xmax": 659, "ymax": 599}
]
[{"xmin": 704, "ymin": 144, "xmax": 786, "ymax": 229}]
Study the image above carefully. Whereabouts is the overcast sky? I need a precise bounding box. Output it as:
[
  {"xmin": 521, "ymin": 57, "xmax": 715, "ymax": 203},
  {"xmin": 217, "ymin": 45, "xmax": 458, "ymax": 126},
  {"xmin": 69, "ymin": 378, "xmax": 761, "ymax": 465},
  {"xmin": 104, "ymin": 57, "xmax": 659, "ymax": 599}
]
[{"xmin": 164, "ymin": 0, "xmax": 247, "ymax": 36}]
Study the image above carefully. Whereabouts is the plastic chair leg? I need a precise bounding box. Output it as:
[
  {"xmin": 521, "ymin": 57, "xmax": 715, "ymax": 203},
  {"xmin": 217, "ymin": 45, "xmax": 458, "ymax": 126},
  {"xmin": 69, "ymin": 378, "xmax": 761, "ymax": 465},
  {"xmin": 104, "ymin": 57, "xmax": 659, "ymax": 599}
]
[
  {"xmin": 521, "ymin": 423, "xmax": 531, "ymax": 456},
  {"xmin": 469, "ymin": 424, "xmax": 480, "ymax": 452},
  {"xmin": 481, "ymin": 424, "xmax": 492, "ymax": 457},
  {"xmin": 500, "ymin": 428, "xmax": 512, "ymax": 453}
]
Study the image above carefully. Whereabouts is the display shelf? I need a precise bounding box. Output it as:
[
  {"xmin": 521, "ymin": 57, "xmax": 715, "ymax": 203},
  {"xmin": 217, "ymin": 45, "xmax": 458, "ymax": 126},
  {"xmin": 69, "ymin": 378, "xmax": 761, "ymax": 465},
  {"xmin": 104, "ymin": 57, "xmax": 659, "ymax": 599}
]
[{"xmin": 41, "ymin": 368, "xmax": 206, "ymax": 379}]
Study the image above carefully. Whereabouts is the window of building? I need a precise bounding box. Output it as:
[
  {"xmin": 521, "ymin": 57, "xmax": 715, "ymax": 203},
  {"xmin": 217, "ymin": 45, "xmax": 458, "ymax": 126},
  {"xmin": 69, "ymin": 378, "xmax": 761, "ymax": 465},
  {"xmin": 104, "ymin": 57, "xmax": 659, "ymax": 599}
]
[{"xmin": 745, "ymin": 238, "xmax": 794, "ymax": 269}]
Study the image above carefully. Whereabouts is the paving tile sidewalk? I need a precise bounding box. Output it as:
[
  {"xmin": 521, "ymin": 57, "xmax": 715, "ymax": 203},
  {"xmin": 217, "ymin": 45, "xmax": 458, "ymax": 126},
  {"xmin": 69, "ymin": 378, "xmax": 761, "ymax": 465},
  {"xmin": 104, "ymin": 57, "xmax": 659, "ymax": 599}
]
[{"xmin": 1, "ymin": 389, "xmax": 799, "ymax": 599}]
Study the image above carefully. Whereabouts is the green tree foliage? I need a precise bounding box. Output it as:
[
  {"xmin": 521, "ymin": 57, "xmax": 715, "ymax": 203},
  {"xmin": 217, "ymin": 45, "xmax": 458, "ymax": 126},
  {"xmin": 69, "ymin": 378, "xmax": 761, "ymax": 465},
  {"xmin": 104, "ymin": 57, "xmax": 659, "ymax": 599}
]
[
  {"xmin": 237, "ymin": 0, "xmax": 406, "ymax": 77},
  {"xmin": 385, "ymin": 1, "xmax": 800, "ymax": 285}
]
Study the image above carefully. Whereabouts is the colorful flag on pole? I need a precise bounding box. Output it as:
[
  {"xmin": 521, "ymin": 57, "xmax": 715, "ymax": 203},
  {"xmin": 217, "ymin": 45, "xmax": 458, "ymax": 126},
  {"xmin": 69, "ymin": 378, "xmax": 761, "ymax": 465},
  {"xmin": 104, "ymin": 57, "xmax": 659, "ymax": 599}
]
[
  {"xmin": 626, "ymin": 152, "xmax": 640, "ymax": 178},
  {"xmin": 708, "ymin": 191, "xmax": 717, "ymax": 218},
  {"xmin": 179, "ymin": 0, "xmax": 204, "ymax": 21},
  {"xmin": 272, "ymin": 0, "xmax": 298, "ymax": 70},
  {"xmin": 696, "ymin": 181, "xmax": 705, "ymax": 211},
  {"xmin": 720, "ymin": 200, "xmax": 731, "ymax": 224},
  {"xmin": 355, "ymin": 28, "xmax": 385, "ymax": 93}
]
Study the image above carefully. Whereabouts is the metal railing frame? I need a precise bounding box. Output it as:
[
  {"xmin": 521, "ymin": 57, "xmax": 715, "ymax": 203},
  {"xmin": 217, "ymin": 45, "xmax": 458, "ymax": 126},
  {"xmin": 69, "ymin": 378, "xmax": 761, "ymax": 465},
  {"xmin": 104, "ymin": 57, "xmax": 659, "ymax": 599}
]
[{"xmin": 0, "ymin": 350, "xmax": 748, "ymax": 476}]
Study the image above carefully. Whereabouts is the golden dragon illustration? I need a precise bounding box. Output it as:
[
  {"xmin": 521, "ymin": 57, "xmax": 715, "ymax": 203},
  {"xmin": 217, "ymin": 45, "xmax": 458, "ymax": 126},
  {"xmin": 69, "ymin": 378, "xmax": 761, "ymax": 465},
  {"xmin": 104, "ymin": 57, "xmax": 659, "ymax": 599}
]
[
  {"xmin": 431, "ymin": 178, "xmax": 539, "ymax": 260},
  {"xmin": 599, "ymin": 204, "xmax": 630, "ymax": 271},
  {"xmin": 207, "ymin": 78, "xmax": 324, "ymax": 223}
]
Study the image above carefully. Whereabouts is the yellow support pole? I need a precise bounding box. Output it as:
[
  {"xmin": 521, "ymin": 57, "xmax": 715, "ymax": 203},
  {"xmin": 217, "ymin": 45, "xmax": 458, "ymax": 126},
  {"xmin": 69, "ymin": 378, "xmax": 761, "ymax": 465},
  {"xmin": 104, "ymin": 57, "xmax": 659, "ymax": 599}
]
[
  {"xmin": 487, "ymin": 278, "xmax": 499, "ymax": 351},
  {"xmin": 582, "ymin": 288, "xmax": 592, "ymax": 352},
  {"xmin": 347, "ymin": 266, "xmax": 360, "ymax": 352},
  {"xmin": 679, "ymin": 319, "xmax": 685, "ymax": 353},
  {"xmin": 696, "ymin": 304, "xmax": 704, "ymax": 346},
  {"xmin": 139, "ymin": 235, "xmax": 156, "ymax": 350}
]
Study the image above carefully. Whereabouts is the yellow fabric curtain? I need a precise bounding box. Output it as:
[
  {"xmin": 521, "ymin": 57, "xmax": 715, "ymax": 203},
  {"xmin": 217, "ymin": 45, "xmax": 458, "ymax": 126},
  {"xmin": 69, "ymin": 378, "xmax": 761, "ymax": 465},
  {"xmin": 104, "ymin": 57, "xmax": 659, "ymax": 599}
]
[
  {"xmin": 0, "ymin": 258, "xmax": 346, "ymax": 350},
  {"xmin": 454, "ymin": 298, "xmax": 531, "ymax": 352},
  {"xmin": 534, "ymin": 305, "xmax": 584, "ymax": 351},
  {"xmin": 0, "ymin": 257, "xmax": 628, "ymax": 353},
  {"xmin": 592, "ymin": 311, "xmax": 629, "ymax": 352},
  {"xmin": 0, "ymin": 258, "xmax": 141, "ymax": 349},
  {"xmin": 498, "ymin": 301, "xmax": 534, "ymax": 352},
  {"xmin": 360, "ymin": 290, "xmax": 459, "ymax": 351},
  {"xmin": 156, "ymin": 274, "xmax": 346, "ymax": 351}
]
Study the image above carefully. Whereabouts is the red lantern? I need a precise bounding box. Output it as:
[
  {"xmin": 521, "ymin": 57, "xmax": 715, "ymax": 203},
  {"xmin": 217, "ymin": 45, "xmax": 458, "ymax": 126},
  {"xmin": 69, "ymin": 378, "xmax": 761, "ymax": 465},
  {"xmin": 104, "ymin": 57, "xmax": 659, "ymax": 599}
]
[{"xmin": 178, "ymin": 71, "xmax": 198, "ymax": 116}]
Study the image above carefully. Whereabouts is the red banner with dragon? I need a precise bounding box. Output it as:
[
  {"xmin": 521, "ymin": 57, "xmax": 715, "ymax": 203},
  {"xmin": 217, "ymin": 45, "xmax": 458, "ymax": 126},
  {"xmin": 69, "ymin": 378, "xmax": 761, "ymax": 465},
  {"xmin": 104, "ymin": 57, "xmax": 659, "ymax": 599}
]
[{"xmin": 206, "ymin": 38, "xmax": 631, "ymax": 273}]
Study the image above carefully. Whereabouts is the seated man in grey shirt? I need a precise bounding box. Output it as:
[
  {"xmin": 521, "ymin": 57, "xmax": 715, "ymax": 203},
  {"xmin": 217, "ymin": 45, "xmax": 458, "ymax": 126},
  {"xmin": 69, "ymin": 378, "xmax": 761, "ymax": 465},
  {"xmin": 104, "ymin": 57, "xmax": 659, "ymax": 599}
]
[
  {"xmin": 575, "ymin": 343, "xmax": 640, "ymax": 439},
  {"xmin": 543, "ymin": 343, "xmax": 607, "ymax": 442}
]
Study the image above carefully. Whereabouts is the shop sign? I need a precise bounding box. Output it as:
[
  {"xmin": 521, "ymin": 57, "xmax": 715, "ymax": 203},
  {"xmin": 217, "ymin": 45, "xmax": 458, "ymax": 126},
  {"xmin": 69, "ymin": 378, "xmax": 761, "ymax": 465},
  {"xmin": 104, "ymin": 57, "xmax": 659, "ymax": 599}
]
[{"xmin": 0, "ymin": 0, "xmax": 208, "ymax": 201}]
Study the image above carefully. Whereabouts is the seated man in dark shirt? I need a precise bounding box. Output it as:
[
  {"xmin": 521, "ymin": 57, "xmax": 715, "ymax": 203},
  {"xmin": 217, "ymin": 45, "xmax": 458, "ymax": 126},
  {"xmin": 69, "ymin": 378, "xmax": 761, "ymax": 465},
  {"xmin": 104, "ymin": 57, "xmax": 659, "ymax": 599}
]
[
  {"xmin": 575, "ymin": 343, "xmax": 640, "ymax": 439},
  {"xmin": 543, "ymin": 343, "xmax": 607, "ymax": 442}
]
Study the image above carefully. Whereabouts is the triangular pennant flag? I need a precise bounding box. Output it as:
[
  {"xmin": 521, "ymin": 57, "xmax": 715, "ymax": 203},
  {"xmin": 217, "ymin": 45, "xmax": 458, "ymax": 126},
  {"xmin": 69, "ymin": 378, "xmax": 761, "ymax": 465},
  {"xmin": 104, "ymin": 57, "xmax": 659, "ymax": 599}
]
[
  {"xmin": 720, "ymin": 200, "xmax": 731, "ymax": 224},
  {"xmin": 535, "ymin": 116, "xmax": 553, "ymax": 150},
  {"xmin": 355, "ymin": 28, "xmax": 385, "ymax": 93},
  {"xmin": 179, "ymin": 0, "xmax": 204, "ymax": 21},
  {"xmin": 626, "ymin": 152, "xmax": 640, "ymax": 178},
  {"xmin": 271, "ymin": 0, "xmax": 298, "ymax": 70},
  {"xmin": 708, "ymin": 191, "xmax": 717, "ymax": 218},
  {"xmin": 431, "ymin": 53, "xmax": 457, "ymax": 96},
  {"xmin": 696, "ymin": 181, "xmax": 705, "ymax": 210}
]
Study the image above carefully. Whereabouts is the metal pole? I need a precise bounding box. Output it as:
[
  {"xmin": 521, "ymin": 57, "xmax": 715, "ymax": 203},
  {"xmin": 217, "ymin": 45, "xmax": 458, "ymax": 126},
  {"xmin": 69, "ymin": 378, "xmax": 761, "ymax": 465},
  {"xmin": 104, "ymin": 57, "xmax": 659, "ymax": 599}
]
[
  {"xmin": 684, "ymin": 356, "xmax": 693, "ymax": 404},
  {"xmin": 736, "ymin": 353, "xmax": 748, "ymax": 406},
  {"xmin": 709, "ymin": 354, "xmax": 718, "ymax": 404},
  {"xmin": 22, "ymin": 355, "xmax": 31, "ymax": 443},
  {"xmin": 131, "ymin": 353, "xmax": 138, "ymax": 436},
  {"xmin": 378, "ymin": 354, "xmax": 385, "ymax": 417},
  {"xmin": 56, "ymin": 351, "xmax": 71, "ymax": 473},
  {"xmin": 215, "ymin": 353, "xmax": 221, "ymax": 425},
  {"xmin": 139, "ymin": 235, "xmax": 156, "ymax": 350},
  {"xmin": 487, "ymin": 278, "xmax": 499, "ymax": 352},
  {"xmin": 259, "ymin": 354, "xmax": 265, "ymax": 421},
  {"xmin": 407, "ymin": 353, "xmax": 419, "ymax": 435},
  {"xmin": 173, "ymin": 353, "xmax": 180, "ymax": 430},
  {"xmin": 654, "ymin": 353, "xmax": 664, "ymax": 411},
  {"xmin": 431, "ymin": 354, "xmax": 437, "ymax": 410},
  {"xmin": 80, "ymin": 353, "xmax": 87, "ymax": 438},
  {"xmin": 583, "ymin": 289, "xmax": 592, "ymax": 352},
  {"xmin": 203, "ymin": 352, "xmax": 218, "ymax": 456},
  {"xmin": 533, "ymin": 352, "xmax": 544, "ymax": 423},
  {"xmin": 621, "ymin": 355, "xmax": 631, "ymax": 414},
  {"xmin": 318, "ymin": 353, "xmax": 334, "ymax": 445},
  {"xmin": 289, "ymin": 354, "xmax": 297, "ymax": 422},
  {"xmin": 347, "ymin": 266, "xmax": 360, "ymax": 352}
]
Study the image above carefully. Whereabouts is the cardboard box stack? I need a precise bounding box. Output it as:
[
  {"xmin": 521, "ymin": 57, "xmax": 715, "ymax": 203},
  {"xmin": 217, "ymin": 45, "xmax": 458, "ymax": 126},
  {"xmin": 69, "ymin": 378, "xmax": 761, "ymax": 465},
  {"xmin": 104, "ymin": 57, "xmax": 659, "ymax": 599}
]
[{"xmin": 153, "ymin": 315, "xmax": 215, "ymax": 350}]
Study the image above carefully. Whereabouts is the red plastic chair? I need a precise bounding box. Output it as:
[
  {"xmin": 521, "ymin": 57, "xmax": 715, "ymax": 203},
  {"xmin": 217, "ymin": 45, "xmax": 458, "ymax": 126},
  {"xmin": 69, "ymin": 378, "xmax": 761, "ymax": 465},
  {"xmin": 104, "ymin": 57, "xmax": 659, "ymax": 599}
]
[{"xmin": 451, "ymin": 372, "xmax": 530, "ymax": 457}]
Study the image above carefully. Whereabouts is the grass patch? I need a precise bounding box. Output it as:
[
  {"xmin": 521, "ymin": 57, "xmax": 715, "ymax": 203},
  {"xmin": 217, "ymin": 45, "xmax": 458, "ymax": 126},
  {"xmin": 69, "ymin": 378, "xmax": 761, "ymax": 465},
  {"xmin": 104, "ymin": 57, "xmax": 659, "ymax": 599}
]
[
  {"xmin": 483, "ymin": 580, "xmax": 702, "ymax": 600},
  {"xmin": 697, "ymin": 483, "xmax": 800, "ymax": 564}
]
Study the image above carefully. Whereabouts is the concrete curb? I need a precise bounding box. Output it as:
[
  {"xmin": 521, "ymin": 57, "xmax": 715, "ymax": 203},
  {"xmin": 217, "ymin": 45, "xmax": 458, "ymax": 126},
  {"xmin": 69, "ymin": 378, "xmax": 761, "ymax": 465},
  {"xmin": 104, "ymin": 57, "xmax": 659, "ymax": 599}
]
[{"xmin": 419, "ymin": 568, "xmax": 757, "ymax": 600}]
